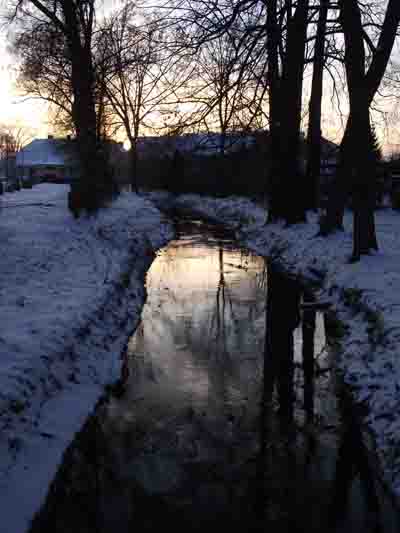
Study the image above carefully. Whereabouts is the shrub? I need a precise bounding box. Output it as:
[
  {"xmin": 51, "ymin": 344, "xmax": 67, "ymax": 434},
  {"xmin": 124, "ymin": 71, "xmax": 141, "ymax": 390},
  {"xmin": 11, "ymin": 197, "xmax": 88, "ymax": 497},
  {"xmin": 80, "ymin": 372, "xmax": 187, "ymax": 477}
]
[{"xmin": 390, "ymin": 188, "xmax": 400, "ymax": 210}]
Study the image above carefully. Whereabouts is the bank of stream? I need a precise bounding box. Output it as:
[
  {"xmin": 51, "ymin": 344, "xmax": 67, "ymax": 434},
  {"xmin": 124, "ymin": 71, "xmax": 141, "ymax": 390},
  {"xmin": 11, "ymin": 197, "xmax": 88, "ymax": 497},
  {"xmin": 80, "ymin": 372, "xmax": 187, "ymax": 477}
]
[{"xmin": 29, "ymin": 220, "xmax": 399, "ymax": 533}]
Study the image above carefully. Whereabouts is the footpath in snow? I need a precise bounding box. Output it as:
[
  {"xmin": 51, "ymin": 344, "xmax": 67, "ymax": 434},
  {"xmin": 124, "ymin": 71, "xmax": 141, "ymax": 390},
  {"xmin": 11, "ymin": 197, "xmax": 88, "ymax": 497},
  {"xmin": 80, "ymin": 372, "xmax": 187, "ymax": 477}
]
[
  {"xmin": 157, "ymin": 193, "xmax": 400, "ymax": 506},
  {"xmin": 0, "ymin": 184, "xmax": 173, "ymax": 533}
]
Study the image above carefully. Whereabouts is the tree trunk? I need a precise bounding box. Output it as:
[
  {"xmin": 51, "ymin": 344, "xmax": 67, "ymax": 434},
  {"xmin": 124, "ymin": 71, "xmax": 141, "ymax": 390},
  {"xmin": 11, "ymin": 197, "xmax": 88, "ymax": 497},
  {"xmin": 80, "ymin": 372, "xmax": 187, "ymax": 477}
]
[
  {"xmin": 72, "ymin": 64, "xmax": 107, "ymax": 212},
  {"xmin": 266, "ymin": 0, "xmax": 284, "ymax": 222},
  {"xmin": 306, "ymin": 0, "xmax": 328, "ymax": 211},
  {"xmin": 63, "ymin": 2, "xmax": 112, "ymax": 214},
  {"xmin": 320, "ymin": 118, "xmax": 352, "ymax": 234},
  {"xmin": 350, "ymin": 113, "xmax": 378, "ymax": 260},
  {"xmin": 129, "ymin": 140, "xmax": 139, "ymax": 194},
  {"xmin": 339, "ymin": 0, "xmax": 378, "ymax": 259},
  {"xmin": 267, "ymin": 0, "xmax": 309, "ymax": 225},
  {"xmin": 321, "ymin": 0, "xmax": 400, "ymax": 254}
]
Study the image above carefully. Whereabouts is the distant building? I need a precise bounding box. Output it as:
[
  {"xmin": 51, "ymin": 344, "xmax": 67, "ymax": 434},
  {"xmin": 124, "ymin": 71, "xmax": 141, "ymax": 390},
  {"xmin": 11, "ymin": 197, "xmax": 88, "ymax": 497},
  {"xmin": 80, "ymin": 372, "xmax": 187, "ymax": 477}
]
[
  {"xmin": 16, "ymin": 136, "xmax": 126, "ymax": 184},
  {"xmin": 0, "ymin": 153, "xmax": 16, "ymax": 180},
  {"xmin": 135, "ymin": 132, "xmax": 258, "ymax": 159},
  {"xmin": 135, "ymin": 131, "xmax": 339, "ymax": 163},
  {"xmin": 16, "ymin": 136, "xmax": 77, "ymax": 184}
]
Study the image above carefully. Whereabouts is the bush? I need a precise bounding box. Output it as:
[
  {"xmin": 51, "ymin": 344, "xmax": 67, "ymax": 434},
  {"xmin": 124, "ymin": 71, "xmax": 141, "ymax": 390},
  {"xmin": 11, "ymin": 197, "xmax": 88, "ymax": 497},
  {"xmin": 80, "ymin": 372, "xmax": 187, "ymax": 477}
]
[
  {"xmin": 138, "ymin": 144, "xmax": 269, "ymax": 199},
  {"xmin": 22, "ymin": 179, "xmax": 33, "ymax": 189},
  {"xmin": 390, "ymin": 188, "xmax": 400, "ymax": 210}
]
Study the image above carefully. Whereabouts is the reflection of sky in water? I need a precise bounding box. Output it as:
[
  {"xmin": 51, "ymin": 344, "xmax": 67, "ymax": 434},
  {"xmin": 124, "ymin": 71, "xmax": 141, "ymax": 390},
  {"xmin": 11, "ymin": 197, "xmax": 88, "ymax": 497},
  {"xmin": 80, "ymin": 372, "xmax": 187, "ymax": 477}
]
[
  {"xmin": 111, "ymin": 231, "xmax": 329, "ymax": 432},
  {"xmin": 124, "ymin": 236, "xmax": 267, "ymax": 420}
]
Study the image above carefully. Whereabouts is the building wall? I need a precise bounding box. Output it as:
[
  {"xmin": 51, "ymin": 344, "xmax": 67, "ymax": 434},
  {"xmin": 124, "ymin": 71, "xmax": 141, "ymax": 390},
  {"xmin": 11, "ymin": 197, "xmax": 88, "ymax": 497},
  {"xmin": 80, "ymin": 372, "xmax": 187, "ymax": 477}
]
[
  {"xmin": 0, "ymin": 156, "xmax": 16, "ymax": 178},
  {"xmin": 17, "ymin": 165, "xmax": 66, "ymax": 183}
]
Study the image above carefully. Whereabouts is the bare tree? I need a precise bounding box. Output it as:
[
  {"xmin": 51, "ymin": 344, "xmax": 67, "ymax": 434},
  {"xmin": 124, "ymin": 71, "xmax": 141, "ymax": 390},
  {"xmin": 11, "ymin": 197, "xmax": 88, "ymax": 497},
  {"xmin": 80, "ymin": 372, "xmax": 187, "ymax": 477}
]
[
  {"xmin": 305, "ymin": 0, "xmax": 329, "ymax": 211},
  {"xmin": 0, "ymin": 123, "xmax": 34, "ymax": 178},
  {"xmin": 12, "ymin": 20, "xmax": 74, "ymax": 135},
  {"xmin": 155, "ymin": 1, "xmax": 311, "ymax": 222},
  {"xmin": 9, "ymin": 0, "xmax": 116, "ymax": 213},
  {"xmin": 323, "ymin": 0, "xmax": 400, "ymax": 260},
  {"xmin": 13, "ymin": 14, "xmax": 119, "ymax": 139},
  {"xmin": 191, "ymin": 23, "xmax": 268, "ymax": 153},
  {"xmin": 98, "ymin": 3, "xmax": 194, "ymax": 191},
  {"xmin": 266, "ymin": 0, "xmax": 310, "ymax": 224}
]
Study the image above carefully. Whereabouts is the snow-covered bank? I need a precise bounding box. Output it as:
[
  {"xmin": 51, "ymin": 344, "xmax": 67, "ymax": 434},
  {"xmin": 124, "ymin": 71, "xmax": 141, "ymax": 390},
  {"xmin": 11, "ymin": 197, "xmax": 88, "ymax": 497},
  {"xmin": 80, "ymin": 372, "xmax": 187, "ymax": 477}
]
[
  {"xmin": 2, "ymin": 184, "xmax": 400, "ymax": 530},
  {"xmin": 161, "ymin": 193, "xmax": 400, "ymax": 504},
  {"xmin": 0, "ymin": 185, "xmax": 174, "ymax": 533}
]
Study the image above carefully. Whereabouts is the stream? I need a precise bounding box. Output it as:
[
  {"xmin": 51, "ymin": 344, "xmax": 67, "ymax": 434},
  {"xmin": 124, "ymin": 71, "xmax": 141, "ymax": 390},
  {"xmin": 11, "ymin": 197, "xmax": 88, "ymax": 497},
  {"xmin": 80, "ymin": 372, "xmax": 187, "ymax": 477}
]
[{"xmin": 29, "ymin": 220, "xmax": 399, "ymax": 533}]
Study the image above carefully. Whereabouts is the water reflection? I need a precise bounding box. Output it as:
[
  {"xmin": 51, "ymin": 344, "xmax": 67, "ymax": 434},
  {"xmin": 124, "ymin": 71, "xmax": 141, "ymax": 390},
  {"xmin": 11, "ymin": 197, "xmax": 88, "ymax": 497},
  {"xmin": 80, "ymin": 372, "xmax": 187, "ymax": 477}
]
[
  {"xmin": 29, "ymin": 222, "xmax": 399, "ymax": 533},
  {"xmin": 124, "ymin": 233, "xmax": 266, "ymax": 417}
]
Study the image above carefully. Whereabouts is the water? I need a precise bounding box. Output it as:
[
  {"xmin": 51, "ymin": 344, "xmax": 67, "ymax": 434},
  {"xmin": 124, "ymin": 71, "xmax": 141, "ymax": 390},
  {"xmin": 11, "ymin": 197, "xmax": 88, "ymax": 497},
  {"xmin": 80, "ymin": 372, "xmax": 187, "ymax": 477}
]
[{"xmin": 29, "ymin": 221, "xmax": 399, "ymax": 533}]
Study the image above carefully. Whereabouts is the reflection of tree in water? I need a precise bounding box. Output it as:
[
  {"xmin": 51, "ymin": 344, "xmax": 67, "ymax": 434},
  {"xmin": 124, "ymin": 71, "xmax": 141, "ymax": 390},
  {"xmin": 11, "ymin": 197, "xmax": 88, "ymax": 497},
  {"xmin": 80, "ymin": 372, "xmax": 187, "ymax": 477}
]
[
  {"xmin": 29, "ymin": 414, "xmax": 137, "ymax": 533},
  {"xmin": 134, "ymin": 234, "xmax": 265, "ymax": 408},
  {"xmin": 211, "ymin": 246, "xmax": 228, "ymax": 356},
  {"xmin": 194, "ymin": 243, "xmax": 265, "ymax": 409},
  {"xmin": 209, "ymin": 245, "xmax": 266, "ymax": 352},
  {"xmin": 207, "ymin": 244, "xmax": 246, "ymax": 409},
  {"xmin": 329, "ymin": 389, "xmax": 383, "ymax": 533},
  {"xmin": 254, "ymin": 268, "xmax": 395, "ymax": 533}
]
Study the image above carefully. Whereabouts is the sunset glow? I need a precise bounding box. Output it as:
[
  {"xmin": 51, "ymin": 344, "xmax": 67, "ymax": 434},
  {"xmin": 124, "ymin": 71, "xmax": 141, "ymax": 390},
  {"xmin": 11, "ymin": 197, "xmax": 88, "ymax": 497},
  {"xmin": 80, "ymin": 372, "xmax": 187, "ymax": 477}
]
[{"xmin": 0, "ymin": 34, "xmax": 48, "ymax": 135}]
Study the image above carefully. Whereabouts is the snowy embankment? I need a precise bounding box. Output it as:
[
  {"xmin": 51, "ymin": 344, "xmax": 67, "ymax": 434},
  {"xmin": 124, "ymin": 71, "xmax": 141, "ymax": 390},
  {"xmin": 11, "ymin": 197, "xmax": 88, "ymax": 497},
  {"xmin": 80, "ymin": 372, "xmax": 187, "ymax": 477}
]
[
  {"xmin": 0, "ymin": 185, "xmax": 173, "ymax": 533},
  {"xmin": 161, "ymin": 193, "xmax": 400, "ymax": 504}
]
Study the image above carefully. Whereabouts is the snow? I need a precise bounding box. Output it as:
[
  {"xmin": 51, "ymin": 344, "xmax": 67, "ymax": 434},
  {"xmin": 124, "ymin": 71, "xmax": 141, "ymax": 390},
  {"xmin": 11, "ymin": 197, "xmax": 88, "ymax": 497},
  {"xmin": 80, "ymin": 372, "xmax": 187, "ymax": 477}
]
[
  {"xmin": 0, "ymin": 184, "xmax": 173, "ymax": 533},
  {"xmin": 136, "ymin": 132, "xmax": 257, "ymax": 157},
  {"xmin": 2, "ymin": 183, "xmax": 400, "ymax": 530},
  {"xmin": 159, "ymin": 193, "xmax": 400, "ymax": 506}
]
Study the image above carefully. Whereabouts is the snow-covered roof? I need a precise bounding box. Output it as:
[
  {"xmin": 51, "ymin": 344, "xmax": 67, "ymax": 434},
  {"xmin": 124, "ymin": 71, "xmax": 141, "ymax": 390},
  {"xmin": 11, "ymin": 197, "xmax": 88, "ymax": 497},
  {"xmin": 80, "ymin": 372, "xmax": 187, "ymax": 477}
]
[
  {"xmin": 136, "ymin": 132, "xmax": 339, "ymax": 160},
  {"xmin": 16, "ymin": 139, "xmax": 71, "ymax": 167},
  {"xmin": 136, "ymin": 132, "xmax": 258, "ymax": 157},
  {"xmin": 16, "ymin": 138, "xmax": 124, "ymax": 168}
]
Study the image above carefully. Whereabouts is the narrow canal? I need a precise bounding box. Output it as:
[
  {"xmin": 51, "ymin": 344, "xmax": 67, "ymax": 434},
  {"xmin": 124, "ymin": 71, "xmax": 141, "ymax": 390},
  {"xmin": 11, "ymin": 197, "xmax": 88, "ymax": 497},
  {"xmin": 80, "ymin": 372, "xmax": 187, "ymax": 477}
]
[{"xmin": 29, "ymin": 221, "xmax": 398, "ymax": 533}]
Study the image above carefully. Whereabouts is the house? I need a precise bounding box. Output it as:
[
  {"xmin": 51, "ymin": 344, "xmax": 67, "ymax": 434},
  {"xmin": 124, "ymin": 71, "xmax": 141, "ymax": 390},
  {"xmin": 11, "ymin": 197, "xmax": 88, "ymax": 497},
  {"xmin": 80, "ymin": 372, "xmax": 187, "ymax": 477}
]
[
  {"xmin": 0, "ymin": 151, "xmax": 17, "ymax": 180},
  {"xmin": 16, "ymin": 136, "xmax": 77, "ymax": 184},
  {"xmin": 135, "ymin": 132, "xmax": 258, "ymax": 159},
  {"xmin": 16, "ymin": 136, "xmax": 126, "ymax": 185},
  {"xmin": 130, "ymin": 131, "xmax": 342, "ymax": 194},
  {"xmin": 136, "ymin": 131, "xmax": 338, "ymax": 164}
]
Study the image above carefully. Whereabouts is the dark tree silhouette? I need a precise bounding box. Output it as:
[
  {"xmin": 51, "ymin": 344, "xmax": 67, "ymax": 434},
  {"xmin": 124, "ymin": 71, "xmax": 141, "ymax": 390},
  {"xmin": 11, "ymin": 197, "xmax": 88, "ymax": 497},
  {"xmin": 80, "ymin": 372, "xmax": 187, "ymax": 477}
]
[
  {"xmin": 305, "ymin": 0, "xmax": 329, "ymax": 211},
  {"xmin": 267, "ymin": 0, "xmax": 309, "ymax": 225},
  {"xmin": 12, "ymin": 0, "xmax": 116, "ymax": 214},
  {"xmin": 322, "ymin": 0, "xmax": 400, "ymax": 260}
]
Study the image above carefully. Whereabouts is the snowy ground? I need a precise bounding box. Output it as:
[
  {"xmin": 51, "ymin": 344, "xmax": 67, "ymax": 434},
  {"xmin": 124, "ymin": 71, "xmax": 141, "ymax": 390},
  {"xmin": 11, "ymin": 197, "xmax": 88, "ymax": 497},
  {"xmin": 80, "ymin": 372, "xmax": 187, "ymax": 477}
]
[
  {"xmin": 0, "ymin": 185, "xmax": 173, "ymax": 533},
  {"xmin": 2, "ymin": 185, "xmax": 400, "ymax": 532},
  {"xmin": 157, "ymin": 193, "xmax": 400, "ymax": 508}
]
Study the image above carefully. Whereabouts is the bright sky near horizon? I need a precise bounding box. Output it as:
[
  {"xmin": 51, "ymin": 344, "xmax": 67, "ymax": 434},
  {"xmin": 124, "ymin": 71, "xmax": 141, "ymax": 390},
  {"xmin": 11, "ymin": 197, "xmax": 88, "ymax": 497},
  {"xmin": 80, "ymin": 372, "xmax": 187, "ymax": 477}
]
[
  {"xmin": 0, "ymin": 34, "xmax": 49, "ymax": 135},
  {"xmin": 0, "ymin": 0, "xmax": 122, "ymax": 137}
]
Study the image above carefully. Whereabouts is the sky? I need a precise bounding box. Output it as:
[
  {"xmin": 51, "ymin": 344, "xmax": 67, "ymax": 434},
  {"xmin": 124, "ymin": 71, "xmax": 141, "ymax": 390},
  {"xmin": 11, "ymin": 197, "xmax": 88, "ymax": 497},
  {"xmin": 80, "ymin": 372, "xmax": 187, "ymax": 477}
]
[
  {"xmin": 0, "ymin": 14, "xmax": 138, "ymax": 141},
  {"xmin": 0, "ymin": 34, "xmax": 49, "ymax": 136},
  {"xmin": 0, "ymin": 0, "xmax": 122, "ymax": 137},
  {"xmin": 0, "ymin": 1, "xmax": 399, "ymax": 155}
]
